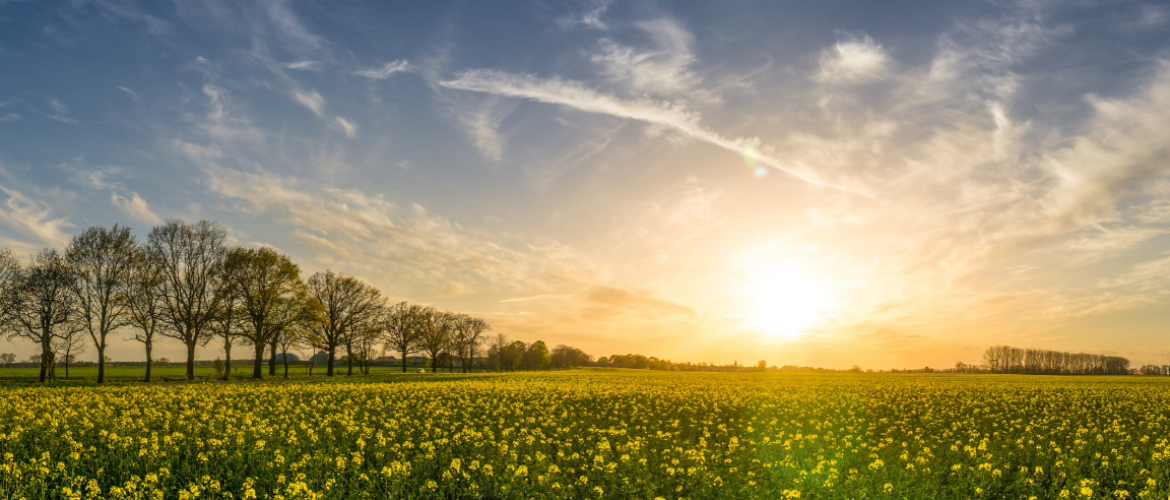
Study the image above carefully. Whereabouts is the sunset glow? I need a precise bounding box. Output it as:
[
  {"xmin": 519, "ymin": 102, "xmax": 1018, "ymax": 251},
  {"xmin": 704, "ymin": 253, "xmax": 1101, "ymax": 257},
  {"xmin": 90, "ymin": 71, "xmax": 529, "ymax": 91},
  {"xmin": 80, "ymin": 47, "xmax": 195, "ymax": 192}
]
[{"xmin": 1, "ymin": 0, "xmax": 1169, "ymax": 370}]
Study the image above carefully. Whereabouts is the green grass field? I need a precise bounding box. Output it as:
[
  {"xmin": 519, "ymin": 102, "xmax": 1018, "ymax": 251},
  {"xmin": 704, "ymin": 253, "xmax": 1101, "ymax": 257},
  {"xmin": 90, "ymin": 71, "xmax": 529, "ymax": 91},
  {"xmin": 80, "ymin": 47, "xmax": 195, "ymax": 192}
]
[
  {"xmin": 0, "ymin": 364, "xmax": 469, "ymax": 385},
  {"xmin": 3, "ymin": 370, "xmax": 1170, "ymax": 499}
]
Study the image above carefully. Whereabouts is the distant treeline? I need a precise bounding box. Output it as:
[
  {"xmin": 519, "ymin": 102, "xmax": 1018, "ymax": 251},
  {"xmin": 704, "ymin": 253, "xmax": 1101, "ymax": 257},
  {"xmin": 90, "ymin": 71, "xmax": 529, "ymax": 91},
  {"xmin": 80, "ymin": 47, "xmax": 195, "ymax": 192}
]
[{"xmin": 981, "ymin": 345, "xmax": 1131, "ymax": 375}]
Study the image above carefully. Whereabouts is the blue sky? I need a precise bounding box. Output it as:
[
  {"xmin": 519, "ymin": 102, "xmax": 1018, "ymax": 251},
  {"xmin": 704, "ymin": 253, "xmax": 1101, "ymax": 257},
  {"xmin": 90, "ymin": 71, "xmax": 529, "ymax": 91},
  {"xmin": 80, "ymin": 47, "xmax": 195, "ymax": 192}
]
[{"xmin": 2, "ymin": 0, "xmax": 1170, "ymax": 368}]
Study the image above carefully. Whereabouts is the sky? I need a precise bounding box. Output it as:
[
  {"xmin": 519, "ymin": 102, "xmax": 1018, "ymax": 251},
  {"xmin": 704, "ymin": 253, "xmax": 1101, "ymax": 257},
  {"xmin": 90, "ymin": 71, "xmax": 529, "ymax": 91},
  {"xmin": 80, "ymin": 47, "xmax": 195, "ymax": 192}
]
[{"xmin": 1, "ymin": 0, "xmax": 1169, "ymax": 369}]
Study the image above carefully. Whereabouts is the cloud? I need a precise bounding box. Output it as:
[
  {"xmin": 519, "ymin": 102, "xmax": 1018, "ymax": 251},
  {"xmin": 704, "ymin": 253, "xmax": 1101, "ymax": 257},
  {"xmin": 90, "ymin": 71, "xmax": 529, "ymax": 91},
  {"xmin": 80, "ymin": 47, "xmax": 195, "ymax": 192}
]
[
  {"xmin": 583, "ymin": 285, "xmax": 695, "ymax": 319},
  {"xmin": 0, "ymin": 113, "xmax": 18, "ymax": 122},
  {"xmin": 195, "ymin": 85, "xmax": 264, "ymax": 145},
  {"xmin": 816, "ymin": 35, "xmax": 890, "ymax": 84},
  {"xmin": 202, "ymin": 165, "xmax": 608, "ymax": 296},
  {"xmin": 557, "ymin": 0, "xmax": 613, "ymax": 30},
  {"xmin": 116, "ymin": 86, "xmax": 140, "ymax": 102},
  {"xmin": 47, "ymin": 99, "xmax": 78, "ymax": 124},
  {"xmin": 354, "ymin": 60, "xmax": 411, "ymax": 79},
  {"xmin": 452, "ymin": 99, "xmax": 511, "ymax": 162},
  {"xmin": 110, "ymin": 192, "xmax": 162, "ymax": 224},
  {"xmin": 0, "ymin": 183, "xmax": 72, "ymax": 248},
  {"xmin": 284, "ymin": 60, "xmax": 321, "ymax": 71},
  {"xmin": 439, "ymin": 70, "xmax": 838, "ymax": 189},
  {"xmin": 291, "ymin": 89, "xmax": 325, "ymax": 117},
  {"xmin": 332, "ymin": 116, "xmax": 358, "ymax": 138},
  {"xmin": 591, "ymin": 18, "xmax": 698, "ymax": 97},
  {"xmin": 260, "ymin": 0, "xmax": 322, "ymax": 49}
]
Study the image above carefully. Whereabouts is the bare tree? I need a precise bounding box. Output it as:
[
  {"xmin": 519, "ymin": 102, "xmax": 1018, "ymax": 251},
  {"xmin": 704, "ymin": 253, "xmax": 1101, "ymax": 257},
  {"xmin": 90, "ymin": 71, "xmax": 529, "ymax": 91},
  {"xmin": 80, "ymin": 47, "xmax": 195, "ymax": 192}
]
[
  {"xmin": 451, "ymin": 314, "xmax": 489, "ymax": 373},
  {"xmin": 305, "ymin": 270, "xmax": 384, "ymax": 376},
  {"xmin": 485, "ymin": 333, "xmax": 510, "ymax": 372},
  {"xmin": 382, "ymin": 302, "xmax": 423, "ymax": 372},
  {"xmin": 0, "ymin": 353, "xmax": 15, "ymax": 367},
  {"xmin": 66, "ymin": 224, "xmax": 136, "ymax": 383},
  {"xmin": 124, "ymin": 246, "xmax": 165, "ymax": 382},
  {"xmin": 274, "ymin": 323, "xmax": 304, "ymax": 379},
  {"xmin": 146, "ymin": 219, "xmax": 228, "ymax": 381},
  {"xmin": 416, "ymin": 307, "xmax": 452, "ymax": 373},
  {"xmin": 211, "ymin": 273, "xmax": 244, "ymax": 381},
  {"xmin": 56, "ymin": 327, "xmax": 88, "ymax": 379},
  {"xmin": 1, "ymin": 250, "xmax": 78, "ymax": 382}
]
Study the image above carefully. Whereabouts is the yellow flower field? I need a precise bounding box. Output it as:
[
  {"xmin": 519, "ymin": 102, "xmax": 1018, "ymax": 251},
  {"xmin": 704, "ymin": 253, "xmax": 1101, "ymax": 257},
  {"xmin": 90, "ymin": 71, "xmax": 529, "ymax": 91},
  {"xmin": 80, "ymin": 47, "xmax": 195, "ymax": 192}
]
[{"xmin": 2, "ymin": 371, "xmax": 1170, "ymax": 499}]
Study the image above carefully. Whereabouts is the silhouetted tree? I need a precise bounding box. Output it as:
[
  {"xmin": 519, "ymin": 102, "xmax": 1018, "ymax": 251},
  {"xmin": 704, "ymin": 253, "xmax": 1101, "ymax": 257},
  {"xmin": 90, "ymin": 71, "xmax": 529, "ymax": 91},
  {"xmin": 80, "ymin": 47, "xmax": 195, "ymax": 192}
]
[
  {"xmin": 147, "ymin": 219, "xmax": 227, "ymax": 381},
  {"xmin": 305, "ymin": 270, "xmax": 384, "ymax": 376},
  {"xmin": 1, "ymin": 249, "xmax": 77, "ymax": 382},
  {"xmin": 382, "ymin": 302, "xmax": 423, "ymax": 372},
  {"xmin": 125, "ymin": 246, "xmax": 165, "ymax": 382}
]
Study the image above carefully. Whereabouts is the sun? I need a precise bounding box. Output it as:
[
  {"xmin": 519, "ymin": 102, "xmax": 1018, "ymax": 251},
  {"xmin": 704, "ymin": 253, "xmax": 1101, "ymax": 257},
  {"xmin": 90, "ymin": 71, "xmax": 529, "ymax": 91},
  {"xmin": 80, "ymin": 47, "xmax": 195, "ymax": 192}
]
[{"xmin": 743, "ymin": 265, "xmax": 834, "ymax": 340}]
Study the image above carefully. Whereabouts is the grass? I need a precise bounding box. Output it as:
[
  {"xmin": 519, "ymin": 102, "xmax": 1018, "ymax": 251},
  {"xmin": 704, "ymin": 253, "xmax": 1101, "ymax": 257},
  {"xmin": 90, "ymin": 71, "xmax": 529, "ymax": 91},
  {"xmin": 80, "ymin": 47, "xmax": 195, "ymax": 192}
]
[{"xmin": 0, "ymin": 364, "xmax": 471, "ymax": 386}]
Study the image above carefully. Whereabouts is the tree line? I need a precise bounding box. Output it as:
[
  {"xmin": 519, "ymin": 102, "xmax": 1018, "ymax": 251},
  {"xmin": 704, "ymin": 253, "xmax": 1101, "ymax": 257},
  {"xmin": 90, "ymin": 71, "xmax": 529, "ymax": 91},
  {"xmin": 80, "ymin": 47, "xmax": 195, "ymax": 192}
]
[
  {"xmin": 0, "ymin": 219, "xmax": 543, "ymax": 383},
  {"xmin": 981, "ymin": 345, "xmax": 1131, "ymax": 375}
]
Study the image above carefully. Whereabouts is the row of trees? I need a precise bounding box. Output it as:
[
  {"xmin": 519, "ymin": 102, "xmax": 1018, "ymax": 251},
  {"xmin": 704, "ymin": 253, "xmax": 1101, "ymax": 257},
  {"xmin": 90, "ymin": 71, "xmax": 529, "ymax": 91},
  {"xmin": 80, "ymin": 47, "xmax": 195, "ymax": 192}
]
[
  {"xmin": 0, "ymin": 219, "xmax": 501, "ymax": 383},
  {"xmin": 982, "ymin": 345, "xmax": 1131, "ymax": 375}
]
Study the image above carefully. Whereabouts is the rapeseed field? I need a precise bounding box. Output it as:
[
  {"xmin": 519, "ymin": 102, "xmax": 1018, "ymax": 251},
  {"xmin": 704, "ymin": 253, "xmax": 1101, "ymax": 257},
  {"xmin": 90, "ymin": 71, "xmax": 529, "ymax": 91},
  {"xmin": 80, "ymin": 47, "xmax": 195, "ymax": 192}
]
[{"xmin": 1, "ymin": 371, "xmax": 1168, "ymax": 499}]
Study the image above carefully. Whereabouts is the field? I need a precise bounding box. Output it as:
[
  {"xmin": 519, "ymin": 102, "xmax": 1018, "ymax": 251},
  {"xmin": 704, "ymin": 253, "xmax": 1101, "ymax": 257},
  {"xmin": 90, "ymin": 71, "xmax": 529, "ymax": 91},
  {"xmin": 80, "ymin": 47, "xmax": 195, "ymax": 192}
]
[
  {"xmin": 2, "ymin": 371, "xmax": 1169, "ymax": 499},
  {"xmin": 0, "ymin": 365, "xmax": 435, "ymax": 386}
]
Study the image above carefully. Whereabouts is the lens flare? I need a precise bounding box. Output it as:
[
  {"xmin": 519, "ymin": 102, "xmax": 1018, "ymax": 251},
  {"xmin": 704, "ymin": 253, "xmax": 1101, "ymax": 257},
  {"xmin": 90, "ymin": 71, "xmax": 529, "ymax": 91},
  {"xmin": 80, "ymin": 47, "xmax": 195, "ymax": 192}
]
[{"xmin": 743, "ymin": 146, "xmax": 760, "ymax": 167}]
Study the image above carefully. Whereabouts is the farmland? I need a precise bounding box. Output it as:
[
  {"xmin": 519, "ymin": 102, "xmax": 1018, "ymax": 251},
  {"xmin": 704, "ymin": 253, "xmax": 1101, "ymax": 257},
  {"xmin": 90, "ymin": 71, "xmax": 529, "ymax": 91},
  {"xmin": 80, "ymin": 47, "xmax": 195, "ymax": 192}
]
[{"xmin": 2, "ymin": 371, "xmax": 1170, "ymax": 499}]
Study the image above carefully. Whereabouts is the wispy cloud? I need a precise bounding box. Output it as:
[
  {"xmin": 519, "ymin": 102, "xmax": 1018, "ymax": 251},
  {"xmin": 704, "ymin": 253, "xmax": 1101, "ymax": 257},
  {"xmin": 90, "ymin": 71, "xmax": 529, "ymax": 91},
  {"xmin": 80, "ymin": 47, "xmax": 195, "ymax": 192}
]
[
  {"xmin": 332, "ymin": 116, "xmax": 358, "ymax": 138},
  {"xmin": 110, "ymin": 192, "xmax": 162, "ymax": 224},
  {"xmin": 557, "ymin": 0, "xmax": 613, "ymax": 30},
  {"xmin": 284, "ymin": 60, "xmax": 321, "ymax": 71},
  {"xmin": 47, "ymin": 99, "xmax": 78, "ymax": 124},
  {"xmin": 0, "ymin": 113, "xmax": 19, "ymax": 123},
  {"xmin": 439, "ymin": 70, "xmax": 838, "ymax": 189},
  {"xmin": 0, "ymin": 183, "xmax": 72, "ymax": 248},
  {"xmin": 201, "ymin": 165, "xmax": 608, "ymax": 297},
  {"xmin": 591, "ymin": 18, "xmax": 699, "ymax": 96},
  {"xmin": 354, "ymin": 60, "xmax": 411, "ymax": 79},
  {"xmin": 816, "ymin": 34, "xmax": 890, "ymax": 84},
  {"xmin": 291, "ymin": 89, "xmax": 325, "ymax": 117}
]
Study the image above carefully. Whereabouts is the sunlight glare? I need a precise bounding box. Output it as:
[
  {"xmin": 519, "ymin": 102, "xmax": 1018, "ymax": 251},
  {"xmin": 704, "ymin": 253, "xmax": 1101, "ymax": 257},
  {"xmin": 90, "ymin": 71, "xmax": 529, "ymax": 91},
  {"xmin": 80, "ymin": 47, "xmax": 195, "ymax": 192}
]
[{"xmin": 744, "ymin": 265, "xmax": 833, "ymax": 340}]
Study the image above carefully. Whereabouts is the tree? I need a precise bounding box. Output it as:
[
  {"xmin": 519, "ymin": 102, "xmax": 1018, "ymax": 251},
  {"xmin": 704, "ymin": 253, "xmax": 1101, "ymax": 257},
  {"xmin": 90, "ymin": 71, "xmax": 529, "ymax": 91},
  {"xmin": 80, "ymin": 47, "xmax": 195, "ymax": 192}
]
[
  {"xmin": 523, "ymin": 340, "xmax": 551, "ymax": 371},
  {"xmin": 274, "ymin": 323, "xmax": 304, "ymax": 379},
  {"xmin": 551, "ymin": 344, "xmax": 591, "ymax": 369},
  {"xmin": 1, "ymin": 249, "xmax": 78, "ymax": 382},
  {"xmin": 304, "ymin": 270, "xmax": 384, "ymax": 376},
  {"xmin": 450, "ymin": 314, "xmax": 489, "ymax": 373},
  {"xmin": 416, "ymin": 307, "xmax": 452, "ymax": 374},
  {"xmin": 56, "ymin": 327, "xmax": 88, "ymax": 379},
  {"xmin": 125, "ymin": 246, "xmax": 165, "ymax": 382},
  {"xmin": 210, "ymin": 268, "xmax": 244, "ymax": 381},
  {"xmin": 382, "ymin": 302, "xmax": 422, "ymax": 373},
  {"xmin": 66, "ymin": 224, "xmax": 136, "ymax": 384},
  {"xmin": 223, "ymin": 247, "xmax": 305, "ymax": 379},
  {"xmin": 0, "ymin": 352, "xmax": 14, "ymax": 367},
  {"xmin": 485, "ymin": 333, "xmax": 510, "ymax": 372},
  {"xmin": 505, "ymin": 340, "xmax": 527, "ymax": 372},
  {"xmin": 146, "ymin": 219, "xmax": 227, "ymax": 381}
]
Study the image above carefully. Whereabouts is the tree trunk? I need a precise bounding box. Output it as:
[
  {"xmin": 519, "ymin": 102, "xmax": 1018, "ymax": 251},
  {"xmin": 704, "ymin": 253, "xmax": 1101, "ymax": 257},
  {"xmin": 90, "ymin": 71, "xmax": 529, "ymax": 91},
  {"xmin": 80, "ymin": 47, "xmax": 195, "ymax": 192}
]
[
  {"xmin": 282, "ymin": 354, "xmax": 289, "ymax": 379},
  {"xmin": 185, "ymin": 341, "xmax": 196, "ymax": 381},
  {"xmin": 269, "ymin": 342, "xmax": 278, "ymax": 376},
  {"xmin": 223, "ymin": 340, "xmax": 233, "ymax": 381},
  {"xmin": 97, "ymin": 344, "xmax": 106, "ymax": 383},
  {"xmin": 346, "ymin": 342, "xmax": 354, "ymax": 376},
  {"xmin": 253, "ymin": 342, "xmax": 266, "ymax": 379},
  {"xmin": 401, "ymin": 348, "xmax": 408, "ymax": 372},
  {"xmin": 326, "ymin": 346, "xmax": 336, "ymax": 377},
  {"xmin": 144, "ymin": 343, "xmax": 152, "ymax": 383}
]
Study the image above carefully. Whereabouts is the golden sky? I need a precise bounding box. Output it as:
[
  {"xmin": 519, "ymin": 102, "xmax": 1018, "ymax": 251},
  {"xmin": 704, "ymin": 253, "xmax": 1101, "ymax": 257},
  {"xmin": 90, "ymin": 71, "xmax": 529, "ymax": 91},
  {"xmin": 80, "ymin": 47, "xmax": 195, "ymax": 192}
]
[{"xmin": 1, "ymin": 0, "xmax": 1169, "ymax": 368}]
